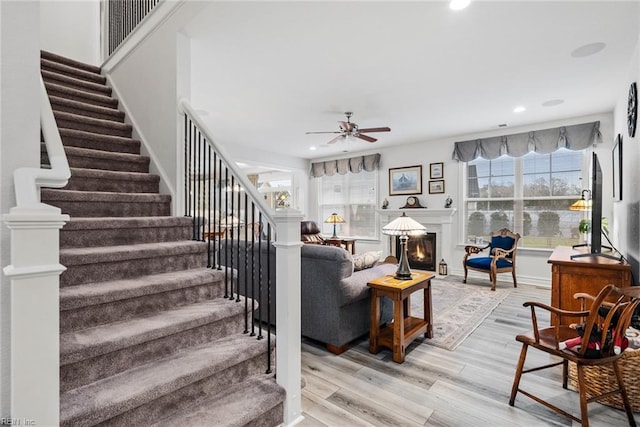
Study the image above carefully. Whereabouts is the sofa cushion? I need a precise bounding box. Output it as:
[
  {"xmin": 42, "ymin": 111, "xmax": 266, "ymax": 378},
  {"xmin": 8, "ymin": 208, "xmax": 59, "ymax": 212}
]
[{"xmin": 353, "ymin": 251, "xmax": 383, "ymax": 271}]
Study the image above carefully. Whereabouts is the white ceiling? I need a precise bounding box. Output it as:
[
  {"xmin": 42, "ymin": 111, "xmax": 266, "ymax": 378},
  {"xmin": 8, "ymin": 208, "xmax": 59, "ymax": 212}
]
[{"xmin": 183, "ymin": 1, "xmax": 639, "ymax": 161}]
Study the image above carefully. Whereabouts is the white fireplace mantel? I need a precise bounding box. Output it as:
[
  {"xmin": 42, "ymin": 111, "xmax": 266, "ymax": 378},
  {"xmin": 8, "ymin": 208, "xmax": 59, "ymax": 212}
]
[{"xmin": 378, "ymin": 208, "xmax": 457, "ymax": 267}]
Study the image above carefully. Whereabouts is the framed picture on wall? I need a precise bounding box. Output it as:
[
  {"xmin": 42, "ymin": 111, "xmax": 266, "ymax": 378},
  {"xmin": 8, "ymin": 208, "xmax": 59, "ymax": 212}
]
[
  {"xmin": 428, "ymin": 180, "xmax": 445, "ymax": 194},
  {"xmin": 613, "ymin": 133, "xmax": 623, "ymax": 201},
  {"xmin": 430, "ymin": 162, "xmax": 444, "ymax": 179},
  {"xmin": 389, "ymin": 165, "xmax": 422, "ymax": 195}
]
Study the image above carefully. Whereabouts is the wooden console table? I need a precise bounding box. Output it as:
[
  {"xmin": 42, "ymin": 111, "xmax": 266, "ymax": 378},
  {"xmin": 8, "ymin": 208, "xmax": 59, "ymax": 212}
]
[
  {"xmin": 367, "ymin": 270, "xmax": 434, "ymax": 363},
  {"xmin": 548, "ymin": 246, "xmax": 632, "ymax": 326}
]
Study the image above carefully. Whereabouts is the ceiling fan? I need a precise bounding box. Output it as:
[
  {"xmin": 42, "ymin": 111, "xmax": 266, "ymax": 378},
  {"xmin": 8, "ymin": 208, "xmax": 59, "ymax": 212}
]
[{"xmin": 305, "ymin": 112, "xmax": 391, "ymax": 144}]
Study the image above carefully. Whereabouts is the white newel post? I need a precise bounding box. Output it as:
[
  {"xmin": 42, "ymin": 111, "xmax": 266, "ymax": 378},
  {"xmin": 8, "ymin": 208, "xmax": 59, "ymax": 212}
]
[
  {"xmin": 3, "ymin": 208, "xmax": 69, "ymax": 426},
  {"xmin": 272, "ymin": 209, "xmax": 304, "ymax": 426}
]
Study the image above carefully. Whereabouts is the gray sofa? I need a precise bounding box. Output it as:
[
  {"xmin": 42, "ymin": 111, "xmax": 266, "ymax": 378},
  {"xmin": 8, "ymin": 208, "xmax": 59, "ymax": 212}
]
[{"xmin": 222, "ymin": 240, "xmax": 394, "ymax": 353}]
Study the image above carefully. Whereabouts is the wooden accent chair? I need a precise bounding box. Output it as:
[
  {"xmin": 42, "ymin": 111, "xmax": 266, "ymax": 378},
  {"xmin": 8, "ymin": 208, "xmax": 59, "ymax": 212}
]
[
  {"xmin": 509, "ymin": 284, "xmax": 640, "ymax": 427},
  {"xmin": 463, "ymin": 228, "xmax": 519, "ymax": 291},
  {"xmin": 300, "ymin": 220, "xmax": 326, "ymax": 245}
]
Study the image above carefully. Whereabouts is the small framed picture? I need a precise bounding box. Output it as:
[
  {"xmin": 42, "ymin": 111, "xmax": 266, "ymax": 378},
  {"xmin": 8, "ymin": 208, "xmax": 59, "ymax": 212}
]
[
  {"xmin": 613, "ymin": 134, "xmax": 623, "ymax": 201},
  {"xmin": 430, "ymin": 162, "xmax": 443, "ymax": 179},
  {"xmin": 389, "ymin": 165, "xmax": 422, "ymax": 195},
  {"xmin": 428, "ymin": 180, "xmax": 445, "ymax": 194}
]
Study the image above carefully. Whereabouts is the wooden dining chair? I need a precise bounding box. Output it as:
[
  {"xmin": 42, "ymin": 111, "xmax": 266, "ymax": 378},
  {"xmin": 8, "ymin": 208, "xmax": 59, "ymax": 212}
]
[{"xmin": 509, "ymin": 284, "xmax": 640, "ymax": 426}]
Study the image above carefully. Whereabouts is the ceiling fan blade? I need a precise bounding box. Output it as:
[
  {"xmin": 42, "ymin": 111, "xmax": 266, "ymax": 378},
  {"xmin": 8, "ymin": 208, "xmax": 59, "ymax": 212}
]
[
  {"xmin": 357, "ymin": 127, "xmax": 390, "ymax": 133},
  {"xmin": 339, "ymin": 121, "xmax": 355, "ymax": 132},
  {"xmin": 327, "ymin": 135, "xmax": 345, "ymax": 145},
  {"xmin": 356, "ymin": 134, "xmax": 377, "ymax": 143},
  {"xmin": 305, "ymin": 131, "xmax": 341, "ymax": 134}
]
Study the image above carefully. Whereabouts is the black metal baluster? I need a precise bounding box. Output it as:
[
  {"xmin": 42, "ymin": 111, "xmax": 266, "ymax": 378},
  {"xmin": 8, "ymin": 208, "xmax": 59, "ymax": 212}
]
[
  {"xmin": 243, "ymin": 192, "xmax": 249, "ymax": 333},
  {"xmin": 206, "ymin": 143, "xmax": 212, "ymax": 267},
  {"xmin": 257, "ymin": 211, "xmax": 264, "ymax": 341},
  {"xmin": 183, "ymin": 115, "xmax": 189, "ymax": 217},
  {"xmin": 223, "ymin": 167, "xmax": 229, "ymax": 298},
  {"xmin": 235, "ymin": 177, "xmax": 241, "ymax": 303},
  {"xmin": 217, "ymin": 158, "xmax": 223, "ymax": 271},
  {"xmin": 266, "ymin": 221, "xmax": 272, "ymax": 374},
  {"xmin": 250, "ymin": 202, "xmax": 256, "ymax": 337},
  {"xmin": 229, "ymin": 175, "xmax": 236, "ymax": 301},
  {"xmin": 195, "ymin": 131, "xmax": 201, "ymax": 240}
]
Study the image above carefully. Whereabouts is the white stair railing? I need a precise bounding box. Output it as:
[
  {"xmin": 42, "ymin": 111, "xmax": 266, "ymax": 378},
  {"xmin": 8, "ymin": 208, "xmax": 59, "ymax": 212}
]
[{"xmin": 2, "ymin": 76, "xmax": 71, "ymax": 425}]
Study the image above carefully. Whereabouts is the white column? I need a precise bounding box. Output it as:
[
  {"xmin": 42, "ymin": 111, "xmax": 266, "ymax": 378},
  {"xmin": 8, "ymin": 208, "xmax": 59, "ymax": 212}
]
[
  {"xmin": 3, "ymin": 209, "xmax": 68, "ymax": 426},
  {"xmin": 273, "ymin": 209, "xmax": 304, "ymax": 426}
]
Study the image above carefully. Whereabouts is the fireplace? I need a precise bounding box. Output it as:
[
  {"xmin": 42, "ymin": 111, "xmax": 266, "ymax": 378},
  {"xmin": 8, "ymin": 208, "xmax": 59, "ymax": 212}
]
[{"xmin": 396, "ymin": 232, "xmax": 437, "ymax": 271}]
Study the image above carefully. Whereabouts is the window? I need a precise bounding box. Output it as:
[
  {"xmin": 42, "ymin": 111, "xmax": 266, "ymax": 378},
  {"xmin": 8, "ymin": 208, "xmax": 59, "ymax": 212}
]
[
  {"xmin": 255, "ymin": 170, "xmax": 293, "ymax": 209},
  {"xmin": 317, "ymin": 170, "xmax": 378, "ymax": 240},
  {"xmin": 465, "ymin": 148, "xmax": 586, "ymax": 249}
]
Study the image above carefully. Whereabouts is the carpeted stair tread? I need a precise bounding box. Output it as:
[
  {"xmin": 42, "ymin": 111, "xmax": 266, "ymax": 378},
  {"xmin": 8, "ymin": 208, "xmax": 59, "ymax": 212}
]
[
  {"xmin": 59, "ymin": 128, "xmax": 140, "ymax": 154},
  {"xmin": 60, "ymin": 297, "xmax": 247, "ymax": 365},
  {"xmin": 60, "ymin": 241, "xmax": 207, "ymax": 267},
  {"xmin": 55, "ymin": 145, "xmax": 149, "ymax": 173},
  {"xmin": 152, "ymin": 374, "xmax": 285, "ymax": 427},
  {"xmin": 54, "ymin": 111, "xmax": 132, "ymax": 138},
  {"xmin": 68, "ymin": 167, "xmax": 158, "ymax": 182},
  {"xmin": 60, "ymin": 268, "xmax": 222, "ymax": 310},
  {"xmin": 42, "ymin": 189, "xmax": 171, "ymax": 217},
  {"xmin": 42, "ymin": 69, "xmax": 112, "ymax": 96},
  {"xmin": 41, "ymin": 58, "xmax": 106, "ymax": 85},
  {"xmin": 44, "ymin": 81, "xmax": 118, "ymax": 109},
  {"xmin": 41, "ymin": 50, "xmax": 102, "ymax": 74},
  {"xmin": 42, "ymin": 189, "xmax": 169, "ymax": 203},
  {"xmin": 49, "ymin": 95, "xmax": 124, "ymax": 122},
  {"xmin": 60, "ymin": 334, "xmax": 268, "ymax": 426},
  {"xmin": 65, "ymin": 167, "xmax": 159, "ymax": 193},
  {"xmin": 62, "ymin": 216, "xmax": 191, "ymax": 232},
  {"xmin": 60, "ymin": 216, "xmax": 191, "ymax": 247}
]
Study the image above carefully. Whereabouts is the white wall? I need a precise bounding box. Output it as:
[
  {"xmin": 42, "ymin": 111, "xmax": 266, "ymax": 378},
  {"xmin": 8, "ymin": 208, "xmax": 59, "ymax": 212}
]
[
  {"xmin": 0, "ymin": 1, "xmax": 41, "ymax": 417},
  {"xmin": 309, "ymin": 112, "xmax": 614, "ymax": 287},
  {"xmin": 40, "ymin": 0, "xmax": 100, "ymax": 66},
  {"xmin": 611, "ymin": 30, "xmax": 640, "ymax": 282}
]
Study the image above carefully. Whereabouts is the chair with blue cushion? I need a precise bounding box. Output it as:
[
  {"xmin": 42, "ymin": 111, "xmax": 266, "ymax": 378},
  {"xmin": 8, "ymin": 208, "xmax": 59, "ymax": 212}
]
[{"xmin": 463, "ymin": 228, "xmax": 520, "ymax": 291}]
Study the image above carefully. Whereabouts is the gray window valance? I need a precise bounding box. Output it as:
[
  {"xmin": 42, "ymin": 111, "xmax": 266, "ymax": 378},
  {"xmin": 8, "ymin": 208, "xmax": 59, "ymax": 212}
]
[
  {"xmin": 452, "ymin": 121, "xmax": 601, "ymax": 162},
  {"xmin": 310, "ymin": 153, "xmax": 381, "ymax": 177}
]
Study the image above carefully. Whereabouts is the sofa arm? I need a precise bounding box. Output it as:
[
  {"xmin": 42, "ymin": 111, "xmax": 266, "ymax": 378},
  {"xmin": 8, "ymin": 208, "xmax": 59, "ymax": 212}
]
[{"xmin": 338, "ymin": 262, "xmax": 397, "ymax": 307}]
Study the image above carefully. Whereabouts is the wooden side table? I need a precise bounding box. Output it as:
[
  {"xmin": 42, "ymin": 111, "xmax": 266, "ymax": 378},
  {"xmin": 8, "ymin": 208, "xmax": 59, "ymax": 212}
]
[
  {"xmin": 324, "ymin": 237, "xmax": 356, "ymax": 254},
  {"xmin": 367, "ymin": 270, "xmax": 434, "ymax": 363}
]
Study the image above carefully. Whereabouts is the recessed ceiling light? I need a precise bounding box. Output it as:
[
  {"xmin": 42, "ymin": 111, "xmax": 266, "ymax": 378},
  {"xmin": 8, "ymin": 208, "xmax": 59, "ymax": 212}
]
[
  {"xmin": 542, "ymin": 99, "xmax": 564, "ymax": 107},
  {"xmin": 571, "ymin": 42, "xmax": 606, "ymax": 58},
  {"xmin": 513, "ymin": 106, "xmax": 526, "ymax": 113},
  {"xmin": 450, "ymin": 0, "xmax": 471, "ymax": 11},
  {"xmin": 309, "ymin": 146, "xmax": 317, "ymax": 151}
]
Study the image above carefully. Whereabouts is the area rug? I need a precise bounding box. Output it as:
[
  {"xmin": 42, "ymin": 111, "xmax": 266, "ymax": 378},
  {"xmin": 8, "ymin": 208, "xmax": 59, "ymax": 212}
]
[{"xmin": 410, "ymin": 276, "xmax": 511, "ymax": 351}]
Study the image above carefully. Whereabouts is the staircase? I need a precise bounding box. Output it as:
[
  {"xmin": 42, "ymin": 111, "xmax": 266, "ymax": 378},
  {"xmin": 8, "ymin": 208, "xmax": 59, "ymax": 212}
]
[{"xmin": 39, "ymin": 50, "xmax": 285, "ymax": 426}]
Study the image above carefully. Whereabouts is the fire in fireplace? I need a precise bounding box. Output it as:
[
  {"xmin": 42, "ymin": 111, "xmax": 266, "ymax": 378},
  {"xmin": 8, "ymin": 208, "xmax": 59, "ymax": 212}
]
[{"xmin": 396, "ymin": 232, "xmax": 436, "ymax": 271}]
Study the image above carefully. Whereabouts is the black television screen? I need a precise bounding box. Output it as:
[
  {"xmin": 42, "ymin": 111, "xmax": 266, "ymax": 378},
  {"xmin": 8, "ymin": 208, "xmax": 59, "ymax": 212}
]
[
  {"xmin": 572, "ymin": 152, "xmax": 618, "ymax": 260},
  {"xmin": 590, "ymin": 152, "xmax": 602, "ymax": 254}
]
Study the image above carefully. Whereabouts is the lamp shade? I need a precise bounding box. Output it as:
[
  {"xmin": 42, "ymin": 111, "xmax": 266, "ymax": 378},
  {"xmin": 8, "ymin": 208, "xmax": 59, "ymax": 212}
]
[
  {"xmin": 569, "ymin": 190, "xmax": 592, "ymax": 211},
  {"xmin": 324, "ymin": 213, "xmax": 345, "ymax": 224},
  {"xmin": 382, "ymin": 212, "xmax": 427, "ymax": 236},
  {"xmin": 382, "ymin": 212, "xmax": 426, "ymax": 280},
  {"xmin": 324, "ymin": 213, "xmax": 345, "ymax": 239}
]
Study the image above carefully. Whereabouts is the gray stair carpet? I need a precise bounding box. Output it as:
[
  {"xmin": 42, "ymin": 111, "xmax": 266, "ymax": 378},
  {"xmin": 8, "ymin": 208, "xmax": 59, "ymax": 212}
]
[{"xmin": 40, "ymin": 50, "xmax": 284, "ymax": 427}]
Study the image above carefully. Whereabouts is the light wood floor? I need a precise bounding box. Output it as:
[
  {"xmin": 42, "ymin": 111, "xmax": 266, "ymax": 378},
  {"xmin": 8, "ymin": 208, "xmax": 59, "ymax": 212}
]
[{"xmin": 300, "ymin": 280, "xmax": 638, "ymax": 426}]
